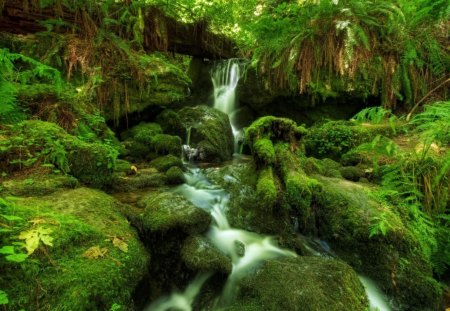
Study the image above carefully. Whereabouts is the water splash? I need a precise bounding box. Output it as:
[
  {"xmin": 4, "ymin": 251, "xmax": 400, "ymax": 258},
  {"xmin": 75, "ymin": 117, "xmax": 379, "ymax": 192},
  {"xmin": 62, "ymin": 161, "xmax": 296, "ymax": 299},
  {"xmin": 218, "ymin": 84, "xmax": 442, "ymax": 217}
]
[{"xmin": 211, "ymin": 59, "xmax": 246, "ymax": 153}]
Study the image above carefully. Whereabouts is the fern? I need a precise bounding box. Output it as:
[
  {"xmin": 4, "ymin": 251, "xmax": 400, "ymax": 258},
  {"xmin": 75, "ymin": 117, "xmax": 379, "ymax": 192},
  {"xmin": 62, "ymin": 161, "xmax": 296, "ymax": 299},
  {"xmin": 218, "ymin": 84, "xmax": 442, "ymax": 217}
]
[{"xmin": 352, "ymin": 107, "xmax": 394, "ymax": 124}]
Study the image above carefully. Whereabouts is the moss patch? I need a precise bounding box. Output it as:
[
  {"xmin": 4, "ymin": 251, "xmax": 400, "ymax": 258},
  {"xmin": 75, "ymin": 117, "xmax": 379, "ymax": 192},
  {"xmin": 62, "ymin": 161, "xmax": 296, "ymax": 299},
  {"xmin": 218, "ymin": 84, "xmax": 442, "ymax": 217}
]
[
  {"xmin": 230, "ymin": 257, "xmax": 368, "ymax": 311},
  {"xmin": 0, "ymin": 188, "xmax": 149, "ymax": 311},
  {"xmin": 150, "ymin": 155, "xmax": 183, "ymax": 172}
]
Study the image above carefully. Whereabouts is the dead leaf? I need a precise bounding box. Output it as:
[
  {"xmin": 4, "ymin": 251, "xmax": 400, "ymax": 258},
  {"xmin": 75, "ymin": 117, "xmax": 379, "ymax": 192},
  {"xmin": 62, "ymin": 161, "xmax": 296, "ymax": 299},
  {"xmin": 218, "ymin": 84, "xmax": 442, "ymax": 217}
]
[
  {"xmin": 83, "ymin": 246, "xmax": 108, "ymax": 259},
  {"xmin": 29, "ymin": 218, "xmax": 60, "ymax": 226},
  {"xmin": 112, "ymin": 237, "xmax": 128, "ymax": 253}
]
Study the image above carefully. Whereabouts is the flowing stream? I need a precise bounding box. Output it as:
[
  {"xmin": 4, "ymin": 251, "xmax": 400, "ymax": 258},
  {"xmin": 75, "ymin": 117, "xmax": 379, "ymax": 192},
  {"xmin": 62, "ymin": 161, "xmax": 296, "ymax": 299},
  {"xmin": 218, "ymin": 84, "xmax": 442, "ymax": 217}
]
[{"xmin": 146, "ymin": 167, "xmax": 296, "ymax": 310}]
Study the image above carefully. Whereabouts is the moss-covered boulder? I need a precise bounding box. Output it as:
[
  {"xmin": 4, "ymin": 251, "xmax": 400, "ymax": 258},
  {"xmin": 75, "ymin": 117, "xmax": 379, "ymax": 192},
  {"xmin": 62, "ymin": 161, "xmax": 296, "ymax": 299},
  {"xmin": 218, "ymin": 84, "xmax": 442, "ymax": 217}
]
[
  {"xmin": 160, "ymin": 105, "xmax": 234, "ymax": 162},
  {"xmin": 111, "ymin": 168, "xmax": 167, "ymax": 192},
  {"xmin": 121, "ymin": 122, "xmax": 182, "ymax": 160},
  {"xmin": 1, "ymin": 174, "xmax": 78, "ymax": 196},
  {"xmin": 150, "ymin": 155, "xmax": 183, "ymax": 172},
  {"xmin": 226, "ymin": 257, "xmax": 368, "ymax": 311},
  {"xmin": 181, "ymin": 235, "xmax": 232, "ymax": 274},
  {"xmin": 255, "ymin": 167, "xmax": 277, "ymax": 209},
  {"xmin": 138, "ymin": 191, "xmax": 210, "ymax": 234},
  {"xmin": 0, "ymin": 188, "xmax": 149, "ymax": 311},
  {"xmin": 165, "ymin": 166, "xmax": 185, "ymax": 185},
  {"xmin": 313, "ymin": 176, "xmax": 442, "ymax": 310},
  {"xmin": 339, "ymin": 166, "xmax": 364, "ymax": 181}
]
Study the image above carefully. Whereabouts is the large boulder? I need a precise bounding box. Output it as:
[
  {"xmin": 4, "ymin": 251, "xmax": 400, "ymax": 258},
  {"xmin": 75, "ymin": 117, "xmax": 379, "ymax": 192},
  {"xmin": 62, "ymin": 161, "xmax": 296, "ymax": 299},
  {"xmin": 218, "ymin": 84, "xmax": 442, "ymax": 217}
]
[
  {"xmin": 313, "ymin": 176, "xmax": 442, "ymax": 310},
  {"xmin": 158, "ymin": 106, "xmax": 234, "ymax": 162},
  {"xmin": 224, "ymin": 257, "xmax": 368, "ymax": 311},
  {"xmin": 0, "ymin": 188, "xmax": 149, "ymax": 311},
  {"xmin": 138, "ymin": 191, "xmax": 211, "ymax": 235}
]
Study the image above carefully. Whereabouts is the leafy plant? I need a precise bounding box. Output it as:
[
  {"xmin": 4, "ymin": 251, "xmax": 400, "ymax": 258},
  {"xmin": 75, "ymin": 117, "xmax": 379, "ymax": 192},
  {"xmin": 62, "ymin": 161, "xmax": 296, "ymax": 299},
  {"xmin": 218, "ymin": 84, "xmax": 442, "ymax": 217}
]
[{"xmin": 18, "ymin": 226, "xmax": 54, "ymax": 255}]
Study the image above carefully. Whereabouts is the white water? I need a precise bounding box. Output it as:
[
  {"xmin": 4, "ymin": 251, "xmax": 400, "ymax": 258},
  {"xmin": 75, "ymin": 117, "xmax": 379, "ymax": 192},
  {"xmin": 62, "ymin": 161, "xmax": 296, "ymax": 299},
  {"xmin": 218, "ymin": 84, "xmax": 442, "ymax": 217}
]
[
  {"xmin": 212, "ymin": 59, "xmax": 245, "ymax": 152},
  {"xmin": 359, "ymin": 276, "xmax": 392, "ymax": 311},
  {"xmin": 146, "ymin": 167, "xmax": 295, "ymax": 310}
]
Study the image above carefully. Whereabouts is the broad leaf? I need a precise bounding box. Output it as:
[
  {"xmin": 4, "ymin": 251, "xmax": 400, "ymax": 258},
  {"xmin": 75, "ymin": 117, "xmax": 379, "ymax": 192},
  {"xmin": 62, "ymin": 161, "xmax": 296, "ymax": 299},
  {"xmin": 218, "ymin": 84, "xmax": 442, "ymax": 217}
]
[
  {"xmin": 5, "ymin": 253, "xmax": 28, "ymax": 263},
  {"xmin": 0, "ymin": 290, "xmax": 8, "ymax": 305},
  {"xmin": 0, "ymin": 246, "xmax": 15, "ymax": 255},
  {"xmin": 83, "ymin": 246, "xmax": 108, "ymax": 259}
]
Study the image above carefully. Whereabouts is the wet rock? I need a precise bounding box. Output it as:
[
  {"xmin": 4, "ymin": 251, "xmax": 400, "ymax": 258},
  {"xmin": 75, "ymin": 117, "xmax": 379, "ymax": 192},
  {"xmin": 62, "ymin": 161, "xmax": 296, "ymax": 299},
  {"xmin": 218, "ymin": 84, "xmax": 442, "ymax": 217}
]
[
  {"xmin": 181, "ymin": 235, "xmax": 232, "ymax": 274},
  {"xmin": 165, "ymin": 166, "xmax": 186, "ymax": 185},
  {"xmin": 138, "ymin": 191, "xmax": 211, "ymax": 234},
  {"xmin": 313, "ymin": 176, "xmax": 442, "ymax": 310},
  {"xmin": 160, "ymin": 105, "xmax": 234, "ymax": 162},
  {"xmin": 226, "ymin": 257, "xmax": 368, "ymax": 311}
]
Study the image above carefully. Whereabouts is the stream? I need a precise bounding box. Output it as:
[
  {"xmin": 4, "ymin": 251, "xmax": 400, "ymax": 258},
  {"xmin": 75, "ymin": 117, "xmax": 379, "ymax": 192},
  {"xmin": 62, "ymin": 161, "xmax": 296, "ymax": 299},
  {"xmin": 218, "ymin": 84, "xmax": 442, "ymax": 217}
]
[{"xmin": 145, "ymin": 59, "xmax": 393, "ymax": 311}]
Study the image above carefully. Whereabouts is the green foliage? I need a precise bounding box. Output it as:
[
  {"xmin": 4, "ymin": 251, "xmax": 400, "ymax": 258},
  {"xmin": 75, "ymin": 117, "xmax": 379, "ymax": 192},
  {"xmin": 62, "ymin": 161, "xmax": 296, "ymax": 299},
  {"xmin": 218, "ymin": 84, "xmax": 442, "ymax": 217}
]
[
  {"xmin": 253, "ymin": 138, "xmax": 275, "ymax": 166},
  {"xmin": 411, "ymin": 101, "xmax": 450, "ymax": 145},
  {"xmin": 352, "ymin": 107, "xmax": 395, "ymax": 124},
  {"xmin": 0, "ymin": 290, "xmax": 8, "ymax": 305},
  {"xmin": 256, "ymin": 167, "xmax": 277, "ymax": 208}
]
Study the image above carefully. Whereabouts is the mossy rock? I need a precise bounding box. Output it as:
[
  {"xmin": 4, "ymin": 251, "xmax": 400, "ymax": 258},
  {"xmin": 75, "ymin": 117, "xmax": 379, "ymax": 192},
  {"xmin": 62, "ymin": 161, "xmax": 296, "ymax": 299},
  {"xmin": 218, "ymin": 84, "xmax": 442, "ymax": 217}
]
[
  {"xmin": 228, "ymin": 257, "xmax": 368, "ymax": 311},
  {"xmin": 151, "ymin": 134, "xmax": 182, "ymax": 156},
  {"xmin": 156, "ymin": 109, "xmax": 186, "ymax": 138},
  {"xmin": 1, "ymin": 174, "xmax": 78, "ymax": 197},
  {"xmin": 313, "ymin": 176, "xmax": 442, "ymax": 310},
  {"xmin": 163, "ymin": 105, "xmax": 234, "ymax": 162},
  {"xmin": 121, "ymin": 122, "xmax": 163, "ymax": 142},
  {"xmin": 0, "ymin": 188, "xmax": 149, "ymax": 311},
  {"xmin": 115, "ymin": 159, "xmax": 134, "ymax": 174},
  {"xmin": 150, "ymin": 155, "xmax": 183, "ymax": 172},
  {"xmin": 181, "ymin": 235, "xmax": 232, "ymax": 274},
  {"xmin": 139, "ymin": 191, "xmax": 211, "ymax": 234},
  {"xmin": 255, "ymin": 167, "xmax": 277, "ymax": 208},
  {"xmin": 245, "ymin": 116, "xmax": 307, "ymax": 149},
  {"xmin": 252, "ymin": 138, "xmax": 276, "ymax": 166},
  {"xmin": 165, "ymin": 166, "xmax": 185, "ymax": 185},
  {"xmin": 339, "ymin": 166, "xmax": 364, "ymax": 182},
  {"xmin": 111, "ymin": 168, "xmax": 167, "ymax": 192}
]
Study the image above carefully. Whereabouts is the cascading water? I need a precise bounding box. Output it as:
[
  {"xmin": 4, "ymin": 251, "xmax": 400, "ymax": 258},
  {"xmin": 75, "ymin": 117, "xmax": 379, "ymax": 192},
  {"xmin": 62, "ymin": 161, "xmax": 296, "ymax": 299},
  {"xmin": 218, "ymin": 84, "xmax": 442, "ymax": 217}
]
[
  {"xmin": 146, "ymin": 167, "xmax": 296, "ymax": 310},
  {"xmin": 211, "ymin": 59, "xmax": 246, "ymax": 153}
]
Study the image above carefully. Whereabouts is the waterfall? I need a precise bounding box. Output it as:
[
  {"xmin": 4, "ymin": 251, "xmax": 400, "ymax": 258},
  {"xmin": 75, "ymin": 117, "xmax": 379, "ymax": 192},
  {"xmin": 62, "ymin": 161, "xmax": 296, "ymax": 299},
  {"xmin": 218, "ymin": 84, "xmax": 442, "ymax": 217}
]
[
  {"xmin": 146, "ymin": 167, "xmax": 295, "ymax": 310},
  {"xmin": 211, "ymin": 59, "xmax": 245, "ymax": 153}
]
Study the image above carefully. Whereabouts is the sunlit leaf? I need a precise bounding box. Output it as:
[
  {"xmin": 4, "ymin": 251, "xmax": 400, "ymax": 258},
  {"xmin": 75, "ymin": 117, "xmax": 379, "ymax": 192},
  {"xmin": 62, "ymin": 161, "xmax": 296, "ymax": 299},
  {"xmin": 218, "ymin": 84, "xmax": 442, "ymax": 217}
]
[
  {"xmin": 5, "ymin": 253, "xmax": 28, "ymax": 263},
  {"xmin": 0, "ymin": 246, "xmax": 15, "ymax": 255},
  {"xmin": 0, "ymin": 290, "xmax": 8, "ymax": 305},
  {"xmin": 112, "ymin": 237, "xmax": 128, "ymax": 253}
]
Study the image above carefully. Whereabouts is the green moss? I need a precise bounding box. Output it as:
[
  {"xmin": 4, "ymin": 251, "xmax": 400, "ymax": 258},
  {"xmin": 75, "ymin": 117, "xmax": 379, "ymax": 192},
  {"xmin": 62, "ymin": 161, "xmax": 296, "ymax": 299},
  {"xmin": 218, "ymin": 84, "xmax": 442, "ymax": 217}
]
[
  {"xmin": 304, "ymin": 120, "xmax": 396, "ymax": 160},
  {"xmin": 256, "ymin": 167, "xmax": 277, "ymax": 208},
  {"xmin": 151, "ymin": 134, "xmax": 182, "ymax": 156},
  {"xmin": 122, "ymin": 122, "xmax": 162, "ymax": 143},
  {"xmin": 156, "ymin": 109, "xmax": 185, "ymax": 137},
  {"xmin": 253, "ymin": 138, "xmax": 275, "ymax": 166},
  {"xmin": 339, "ymin": 166, "xmax": 364, "ymax": 181},
  {"xmin": 168, "ymin": 106, "xmax": 234, "ymax": 162},
  {"xmin": 0, "ymin": 121, "xmax": 119, "ymax": 189},
  {"xmin": 165, "ymin": 166, "xmax": 185, "ymax": 185},
  {"xmin": 2, "ymin": 174, "xmax": 78, "ymax": 196},
  {"xmin": 232, "ymin": 257, "xmax": 368, "ymax": 311},
  {"xmin": 181, "ymin": 235, "xmax": 232, "ymax": 274},
  {"xmin": 138, "ymin": 192, "xmax": 210, "ymax": 234},
  {"xmin": 0, "ymin": 188, "xmax": 149, "ymax": 311},
  {"xmin": 313, "ymin": 176, "xmax": 442, "ymax": 309},
  {"xmin": 245, "ymin": 116, "xmax": 305, "ymax": 148},
  {"xmin": 66, "ymin": 140, "xmax": 118, "ymax": 189},
  {"xmin": 149, "ymin": 155, "xmax": 183, "ymax": 172},
  {"xmin": 115, "ymin": 159, "xmax": 133, "ymax": 173},
  {"xmin": 111, "ymin": 168, "xmax": 167, "ymax": 192}
]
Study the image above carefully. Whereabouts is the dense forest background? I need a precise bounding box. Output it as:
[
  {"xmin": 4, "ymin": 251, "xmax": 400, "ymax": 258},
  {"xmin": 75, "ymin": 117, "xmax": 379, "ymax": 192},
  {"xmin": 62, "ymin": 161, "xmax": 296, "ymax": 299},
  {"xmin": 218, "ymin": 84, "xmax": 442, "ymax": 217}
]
[{"xmin": 0, "ymin": 0, "xmax": 449, "ymax": 310}]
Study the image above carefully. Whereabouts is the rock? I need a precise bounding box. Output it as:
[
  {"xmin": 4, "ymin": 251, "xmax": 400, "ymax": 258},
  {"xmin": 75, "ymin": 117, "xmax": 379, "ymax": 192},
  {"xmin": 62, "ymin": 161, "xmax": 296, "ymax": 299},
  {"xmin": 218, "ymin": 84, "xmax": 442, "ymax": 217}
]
[
  {"xmin": 339, "ymin": 166, "xmax": 364, "ymax": 181},
  {"xmin": 227, "ymin": 257, "xmax": 368, "ymax": 311},
  {"xmin": 181, "ymin": 235, "xmax": 232, "ymax": 274},
  {"xmin": 150, "ymin": 155, "xmax": 183, "ymax": 172},
  {"xmin": 2, "ymin": 174, "xmax": 78, "ymax": 196},
  {"xmin": 0, "ymin": 188, "xmax": 149, "ymax": 311},
  {"xmin": 111, "ymin": 168, "xmax": 167, "ymax": 192},
  {"xmin": 121, "ymin": 122, "xmax": 182, "ymax": 160},
  {"xmin": 161, "ymin": 105, "xmax": 234, "ymax": 162},
  {"xmin": 165, "ymin": 166, "xmax": 185, "ymax": 185},
  {"xmin": 138, "ymin": 191, "xmax": 211, "ymax": 234},
  {"xmin": 313, "ymin": 176, "xmax": 442, "ymax": 310}
]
